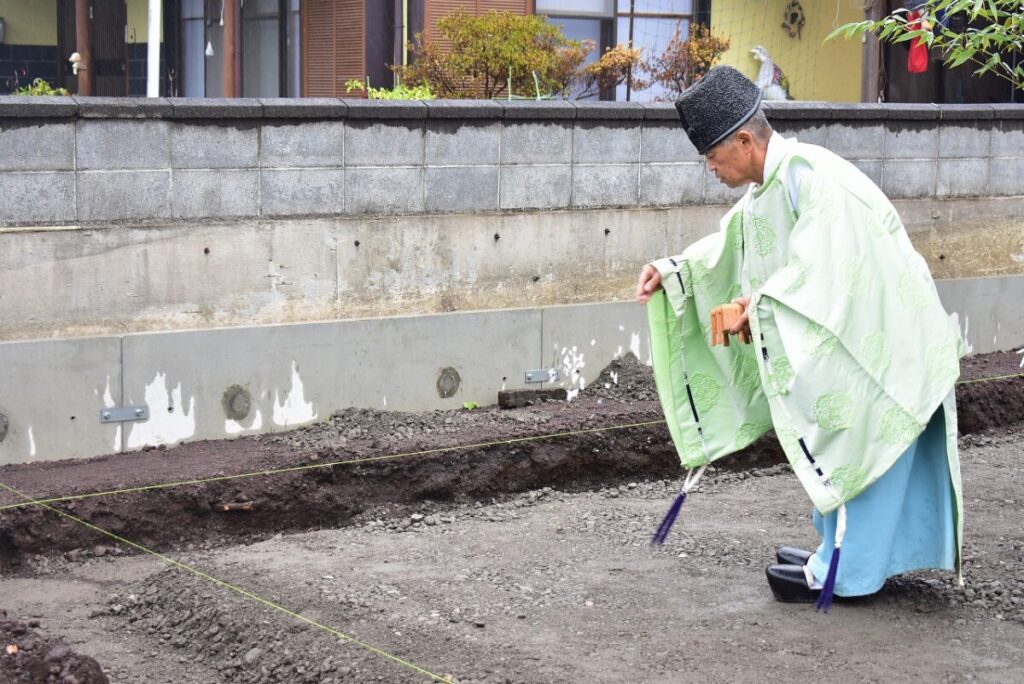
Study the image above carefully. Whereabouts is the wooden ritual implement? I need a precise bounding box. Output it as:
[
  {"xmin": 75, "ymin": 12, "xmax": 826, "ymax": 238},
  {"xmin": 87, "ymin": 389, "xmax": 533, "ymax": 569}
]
[{"xmin": 710, "ymin": 303, "xmax": 752, "ymax": 346}]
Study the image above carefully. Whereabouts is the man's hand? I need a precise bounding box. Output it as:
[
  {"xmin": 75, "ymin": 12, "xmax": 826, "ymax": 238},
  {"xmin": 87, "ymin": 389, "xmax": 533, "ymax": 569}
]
[
  {"xmin": 636, "ymin": 264, "xmax": 662, "ymax": 304},
  {"xmin": 728, "ymin": 295, "xmax": 752, "ymax": 337}
]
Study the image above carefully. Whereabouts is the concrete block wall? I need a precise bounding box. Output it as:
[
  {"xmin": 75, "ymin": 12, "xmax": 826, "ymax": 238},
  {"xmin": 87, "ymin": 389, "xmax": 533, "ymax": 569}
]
[{"xmin": 2, "ymin": 97, "xmax": 1023, "ymax": 227}]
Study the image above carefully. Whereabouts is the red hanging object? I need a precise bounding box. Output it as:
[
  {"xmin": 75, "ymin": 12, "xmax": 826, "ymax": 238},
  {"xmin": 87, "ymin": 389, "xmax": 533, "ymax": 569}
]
[{"xmin": 907, "ymin": 10, "xmax": 930, "ymax": 74}]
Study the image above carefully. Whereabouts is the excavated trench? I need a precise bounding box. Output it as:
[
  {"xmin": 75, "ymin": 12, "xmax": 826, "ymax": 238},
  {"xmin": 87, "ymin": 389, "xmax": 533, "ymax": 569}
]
[{"xmin": 0, "ymin": 350, "xmax": 1020, "ymax": 570}]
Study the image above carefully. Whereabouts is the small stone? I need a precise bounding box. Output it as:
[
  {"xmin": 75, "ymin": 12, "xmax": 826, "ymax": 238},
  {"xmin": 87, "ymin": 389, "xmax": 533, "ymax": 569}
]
[
  {"xmin": 411, "ymin": 513, "xmax": 425, "ymax": 523},
  {"xmin": 243, "ymin": 647, "xmax": 262, "ymax": 665},
  {"xmin": 46, "ymin": 644, "xmax": 70, "ymax": 661}
]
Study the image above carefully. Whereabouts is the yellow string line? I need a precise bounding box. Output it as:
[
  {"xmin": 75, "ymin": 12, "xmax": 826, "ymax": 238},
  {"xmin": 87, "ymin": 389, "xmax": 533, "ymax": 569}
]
[
  {"xmin": 0, "ymin": 419, "xmax": 668, "ymax": 512},
  {"xmin": 955, "ymin": 371, "xmax": 1024, "ymax": 385},
  {"xmin": 0, "ymin": 479, "xmax": 453, "ymax": 683}
]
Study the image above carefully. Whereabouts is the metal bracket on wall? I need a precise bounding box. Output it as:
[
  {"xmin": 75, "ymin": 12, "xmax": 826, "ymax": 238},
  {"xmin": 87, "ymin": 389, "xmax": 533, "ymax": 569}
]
[
  {"xmin": 524, "ymin": 369, "xmax": 561, "ymax": 384},
  {"xmin": 100, "ymin": 406, "xmax": 149, "ymax": 423}
]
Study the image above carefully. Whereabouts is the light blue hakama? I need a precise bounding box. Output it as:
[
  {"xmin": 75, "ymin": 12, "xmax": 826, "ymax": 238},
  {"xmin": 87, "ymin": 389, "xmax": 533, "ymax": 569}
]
[{"xmin": 807, "ymin": 407, "xmax": 957, "ymax": 597}]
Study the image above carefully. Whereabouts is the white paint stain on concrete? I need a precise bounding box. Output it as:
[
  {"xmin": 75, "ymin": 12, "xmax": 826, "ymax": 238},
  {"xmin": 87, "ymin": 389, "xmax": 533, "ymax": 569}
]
[
  {"xmin": 102, "ymin": 377, "xmax": 116, "ymax": 409},
  {"xmin": 27, "ymin": 426, "xmax": 36, "ymax": 458},
  {"xmin": 101, "ymin": 377, "xmax": 120, "ymax": 452},
  {"xmin": 952, "ymin": 313, "xmax": 974, "ymax": 355},
  {"xmin": 226, "ymin": 408, "xmax": 263, "ymax": 436},
  {"xmin": 127, "ymin": 373, "xmax": 196, "ymax": 449},
  {"xmin": 559, "ymin": 345, "xmax": 586, "ymax": 401},
  {"xmin": 630, "ymin": 332, "xmax": 642, "ymax": 359},
  {"xmin": 273, "ymin": 361, "xmax": 317, "ymax": 428}
]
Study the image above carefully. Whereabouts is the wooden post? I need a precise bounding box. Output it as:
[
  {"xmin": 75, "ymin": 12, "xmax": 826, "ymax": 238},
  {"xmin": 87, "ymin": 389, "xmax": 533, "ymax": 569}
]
[
  {"xmin": 75, "ymin": 0, "xmax": 93, "ymax": 96},
  {"xmin": 223, "ymin": 0, "xmax": 240, "ymax": 97},
  {"xmin": 861, "ymin": 1, "xmax": 884, "ymax": 102}
]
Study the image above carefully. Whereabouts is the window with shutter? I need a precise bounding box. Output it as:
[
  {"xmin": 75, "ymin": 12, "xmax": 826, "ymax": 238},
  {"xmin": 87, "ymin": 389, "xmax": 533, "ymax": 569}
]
[{"xmin": 302, "ymin": 0, "xmax": 365, "ymax": 97}]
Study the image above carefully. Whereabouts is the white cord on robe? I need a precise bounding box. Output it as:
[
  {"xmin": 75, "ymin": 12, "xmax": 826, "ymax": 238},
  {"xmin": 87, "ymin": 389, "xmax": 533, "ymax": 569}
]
[
  {"xmin": 834, "ymin": 501, "xmax": 847, "ymax": 548},
  {"xmin": 683, "ymin": 464, "xmax": 707, "ymax": 493}
]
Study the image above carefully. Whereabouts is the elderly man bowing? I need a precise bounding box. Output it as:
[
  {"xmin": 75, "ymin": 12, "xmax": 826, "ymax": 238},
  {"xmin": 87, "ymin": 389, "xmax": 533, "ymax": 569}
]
[{"xmin": 636, "ymin": 66, "xmax": 964, "ymax": 610}]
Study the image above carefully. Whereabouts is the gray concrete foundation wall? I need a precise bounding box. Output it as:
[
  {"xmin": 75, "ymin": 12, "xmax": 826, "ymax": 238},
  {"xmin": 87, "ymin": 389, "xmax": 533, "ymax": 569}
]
[
  {"xmin": 0, "ymin": 198, "xmax": 1021, "ymax": 342},
  {"xmin": 0, "ymin": 278, "xmax": 1020, "ymax": 465}
]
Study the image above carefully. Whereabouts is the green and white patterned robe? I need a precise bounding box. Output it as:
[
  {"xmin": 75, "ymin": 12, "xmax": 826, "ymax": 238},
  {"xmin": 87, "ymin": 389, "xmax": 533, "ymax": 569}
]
[{"xmin": 648, "ymin": 134, "xmax": 964, "ymax": 565}]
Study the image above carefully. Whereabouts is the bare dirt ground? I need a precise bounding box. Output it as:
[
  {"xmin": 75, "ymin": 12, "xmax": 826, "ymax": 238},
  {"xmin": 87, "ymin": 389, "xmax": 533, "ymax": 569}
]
[{"xmin": 1, "ymin": 352, "xmax": 1023, "ymax": 683}]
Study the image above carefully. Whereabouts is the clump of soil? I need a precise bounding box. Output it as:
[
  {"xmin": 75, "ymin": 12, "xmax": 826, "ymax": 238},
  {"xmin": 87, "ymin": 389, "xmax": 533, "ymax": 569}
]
[
  {"xmin": 0, "ymin": 611, "xmax": 108, "ymax": 683},
  {"xmin": 584, "ymin": 352, "xmax": 658, "ymax": 402},
  {"xmin": 956, "ymin": 348, "xmax": 1024, "ymax": 435}
]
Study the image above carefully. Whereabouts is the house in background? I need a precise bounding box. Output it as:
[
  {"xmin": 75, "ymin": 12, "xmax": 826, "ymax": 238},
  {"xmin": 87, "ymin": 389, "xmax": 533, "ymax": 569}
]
[
  {"xmin": 1, "ymin": 0, "xmax": 176, "ymax": 96},
  {"xmin": 0, "ymin": 0, "xmax": 1017, "ymax": 103},
  {"xmin": 0, "ymin": 0, "xmax": 301, "ymax": 97},
  {"xmin": 0, "ymin": 2, "xmax": 63, "ymax": 94}
]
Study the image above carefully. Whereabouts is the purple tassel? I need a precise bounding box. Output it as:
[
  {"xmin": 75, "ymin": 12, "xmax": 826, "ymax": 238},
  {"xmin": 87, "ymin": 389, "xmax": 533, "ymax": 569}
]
[
  {"xmin": 815, "ymin": 546, "xmax": 841, "ymax": 613},
  {"xmin": 650, "ymin": 492, "xmax": 687, "ymax": 545}
]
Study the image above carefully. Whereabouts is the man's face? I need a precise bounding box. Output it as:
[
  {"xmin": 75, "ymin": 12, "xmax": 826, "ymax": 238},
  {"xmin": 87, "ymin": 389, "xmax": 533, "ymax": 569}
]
[{"xmin": 704, "ymin": 132, "xmax": 756, "ymax": 188}]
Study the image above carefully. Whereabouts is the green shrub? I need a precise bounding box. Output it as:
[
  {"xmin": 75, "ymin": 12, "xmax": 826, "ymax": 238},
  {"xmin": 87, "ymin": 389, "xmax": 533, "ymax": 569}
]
[
  {"xmin": 345, "ymin": 79, "xmax": 435, "ymax": 100},
  {"xmin": 15, "ymin": 78, "xmax": 70, "ymax": 96}
]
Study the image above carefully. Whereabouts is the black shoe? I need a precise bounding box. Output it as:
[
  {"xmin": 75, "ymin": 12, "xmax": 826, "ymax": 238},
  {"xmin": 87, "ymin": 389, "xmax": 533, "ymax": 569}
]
[
  {"xmin": 765, "ymin": 564, "xmax": 820, "ymax": 604},
  {"xmin": 776, "ymin": 546, "xmax": 813, "ymax": 566}
]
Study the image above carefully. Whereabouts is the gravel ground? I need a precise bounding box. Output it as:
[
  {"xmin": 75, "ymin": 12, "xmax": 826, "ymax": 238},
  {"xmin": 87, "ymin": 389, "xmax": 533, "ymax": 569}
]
[{"xmin": 2, "ymin": 423, "xmax": 1023, "ymax": 683}]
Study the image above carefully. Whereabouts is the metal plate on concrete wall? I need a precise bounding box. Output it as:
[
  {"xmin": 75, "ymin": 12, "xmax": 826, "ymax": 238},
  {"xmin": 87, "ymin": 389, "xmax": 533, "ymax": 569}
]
[
  {"xmin": 120, "ymin": 309, "xmax": 542, "ymax": 449},
  {"xmin": 0, "ymin": 336, "xmax": 122, "ymax": 465}
]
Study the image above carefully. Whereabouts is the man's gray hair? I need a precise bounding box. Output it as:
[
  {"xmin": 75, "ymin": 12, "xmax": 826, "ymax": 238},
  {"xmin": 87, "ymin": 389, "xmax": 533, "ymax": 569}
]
[{"xmin": 737, "ymin": 109, "xmax": 773, "ymax": 143}]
